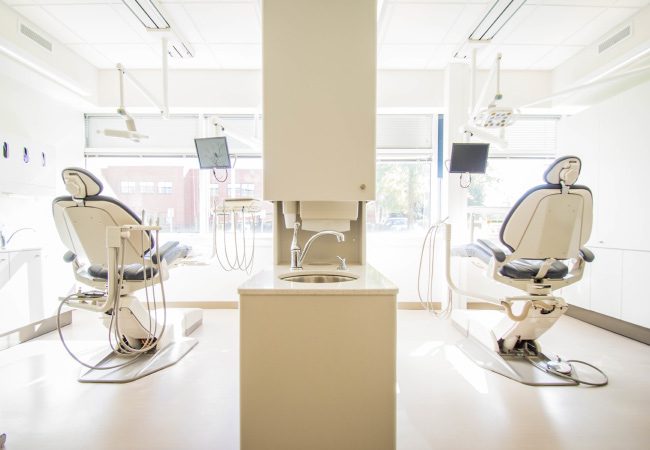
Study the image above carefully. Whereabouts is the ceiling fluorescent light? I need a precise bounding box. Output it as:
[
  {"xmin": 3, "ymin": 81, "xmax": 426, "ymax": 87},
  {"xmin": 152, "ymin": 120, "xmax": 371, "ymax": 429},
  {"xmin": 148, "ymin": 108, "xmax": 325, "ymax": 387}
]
[
  {"xmin": 122, "ymin": 0, "xmax": 170, "ymax": 30},
  {"xmin": 469, "ymin": 0, "xmax": 527, "ymax": 41},
  {"xmin": 122, "ymin": 0, "xmax": 194, "ymax": 59}
]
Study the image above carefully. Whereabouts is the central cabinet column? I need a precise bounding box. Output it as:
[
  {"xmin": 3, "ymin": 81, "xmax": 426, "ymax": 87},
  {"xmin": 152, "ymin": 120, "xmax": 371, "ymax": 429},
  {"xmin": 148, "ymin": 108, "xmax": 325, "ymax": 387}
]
[{"xmin": 262, "ymin": 0, "xmax": 377, "ymax": 202}]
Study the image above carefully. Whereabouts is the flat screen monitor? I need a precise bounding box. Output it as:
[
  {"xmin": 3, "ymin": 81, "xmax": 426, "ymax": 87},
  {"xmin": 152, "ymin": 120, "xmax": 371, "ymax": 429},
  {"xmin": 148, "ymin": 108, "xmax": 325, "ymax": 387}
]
[
  {"xmin": 449, "ymin": 143, "xmax": 489, "ymax": 174},
  {"xmin": 194, "ymin": 137, "xmax": 232, "ymax": 169}
]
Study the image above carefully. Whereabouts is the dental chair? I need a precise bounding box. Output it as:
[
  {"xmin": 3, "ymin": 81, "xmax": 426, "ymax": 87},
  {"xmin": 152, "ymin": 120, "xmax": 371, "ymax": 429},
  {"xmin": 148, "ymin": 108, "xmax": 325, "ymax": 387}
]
[
  {"xmin": 52, "ymin": 167, "xmax": 202, "ymax": 383},
  {"xmin": 447, "ymin": 156, "xmax": 602, "ymax": 385}
]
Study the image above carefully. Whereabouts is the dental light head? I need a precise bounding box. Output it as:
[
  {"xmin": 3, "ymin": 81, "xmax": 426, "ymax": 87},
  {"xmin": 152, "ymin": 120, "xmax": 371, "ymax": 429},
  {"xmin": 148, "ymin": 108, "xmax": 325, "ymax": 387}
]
[
  {"xmin": 100, "ymin": 64, "xmax": 149, "ymax": 143},
  {"xmin": 474, "ymin": 105, "xmax": 515, "ymax": 128},
  {"xmin": 471, "ymin": 53, "xmax": 516, "ymax": 129}
]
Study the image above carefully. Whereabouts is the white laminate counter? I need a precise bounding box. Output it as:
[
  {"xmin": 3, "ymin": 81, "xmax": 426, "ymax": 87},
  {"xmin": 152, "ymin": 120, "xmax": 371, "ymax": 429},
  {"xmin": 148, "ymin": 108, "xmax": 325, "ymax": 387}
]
[{"xmin": 238, "ymin": 264, "xmax": 398, "ymax": 296}]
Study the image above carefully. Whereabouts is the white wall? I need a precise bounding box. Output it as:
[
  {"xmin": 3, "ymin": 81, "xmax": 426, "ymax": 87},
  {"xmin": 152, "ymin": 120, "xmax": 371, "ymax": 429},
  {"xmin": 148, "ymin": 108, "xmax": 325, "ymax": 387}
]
[
  {"xmin": 557, "ymin": 79, "xmax": 650, "ymax": 328},
  {"xmin": 0, "ymin": 1, "xmax": 98, "ymax": 104},
  {"xmin": 552, "ymin": 5, "xmax": 650, "ymax": 92},
  {"xmin": 94, "ymin": 69, "xmax": 552, "ymax": 112},
  {"xmin": 0, "ymin": 65, "xmax": 86, "ymax": 313}
]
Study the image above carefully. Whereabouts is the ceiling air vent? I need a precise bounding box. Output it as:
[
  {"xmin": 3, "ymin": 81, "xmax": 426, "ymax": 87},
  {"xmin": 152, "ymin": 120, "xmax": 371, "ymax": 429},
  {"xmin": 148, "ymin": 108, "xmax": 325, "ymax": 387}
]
[
  {"xmin": 598, "ymin": 25, "xmax": 632, "ymax": 54},
  {"xmin": 19, "ymin": 23, "xmax": 53, "ymax": 52}
]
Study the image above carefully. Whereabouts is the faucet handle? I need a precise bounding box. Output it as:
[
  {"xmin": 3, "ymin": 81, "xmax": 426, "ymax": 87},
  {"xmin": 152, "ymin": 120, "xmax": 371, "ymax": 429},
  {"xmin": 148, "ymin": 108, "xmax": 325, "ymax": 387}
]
[{"xmin": 336, "ymin": 256, "xmax": 348, "ymax": 271}]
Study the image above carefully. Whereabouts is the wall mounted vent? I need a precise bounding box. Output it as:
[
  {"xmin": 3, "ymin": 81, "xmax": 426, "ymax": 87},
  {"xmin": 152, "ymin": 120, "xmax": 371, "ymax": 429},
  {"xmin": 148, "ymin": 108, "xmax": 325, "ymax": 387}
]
[
  {"xmin": 598, "ymin": 25, "xmax": 632, "ymax": 54},
  {"xmin": 19, "ymin": 23, "xmax": 53, "ymax": 52}
]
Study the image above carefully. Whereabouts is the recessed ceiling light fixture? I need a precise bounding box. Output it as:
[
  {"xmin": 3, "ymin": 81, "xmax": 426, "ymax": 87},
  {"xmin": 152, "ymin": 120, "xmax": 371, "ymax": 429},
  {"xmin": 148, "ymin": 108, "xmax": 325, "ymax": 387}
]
[
  {"xmin": 469, "ymin": 0, "xmax": 527, "ymax": 42},
  {"xmin": 122, "ymin": 0, "xmax": 170, "ymax": 30},
  {"xmin": 121, "ymin": 0, "xmax": 195, "ymax": 58}
]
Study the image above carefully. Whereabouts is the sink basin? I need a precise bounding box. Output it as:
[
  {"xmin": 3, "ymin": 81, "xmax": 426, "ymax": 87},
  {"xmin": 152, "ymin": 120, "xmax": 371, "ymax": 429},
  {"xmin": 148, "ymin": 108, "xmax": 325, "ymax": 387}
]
[{"xmin": 280, "ymin": 273, "xmax": 357, "ymax": 283}]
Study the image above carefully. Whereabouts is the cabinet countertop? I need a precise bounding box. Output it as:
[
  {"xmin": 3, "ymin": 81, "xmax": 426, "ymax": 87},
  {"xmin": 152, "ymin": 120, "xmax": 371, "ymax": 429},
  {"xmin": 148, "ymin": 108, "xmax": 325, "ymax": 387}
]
[{"xmin": 239, "ymin": 264, "xmax": 398, "ymax": 296}]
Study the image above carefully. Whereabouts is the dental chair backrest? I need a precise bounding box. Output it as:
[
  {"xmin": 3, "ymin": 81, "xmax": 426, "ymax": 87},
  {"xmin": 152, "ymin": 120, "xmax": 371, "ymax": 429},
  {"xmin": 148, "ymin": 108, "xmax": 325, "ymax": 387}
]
[
  {"xmin": 52, "ymin": 167, "xmax": 152, "ymax": 267},
  {"xmin": 499, "ymin": 156, "xmax": 592, "ymax": 260}
]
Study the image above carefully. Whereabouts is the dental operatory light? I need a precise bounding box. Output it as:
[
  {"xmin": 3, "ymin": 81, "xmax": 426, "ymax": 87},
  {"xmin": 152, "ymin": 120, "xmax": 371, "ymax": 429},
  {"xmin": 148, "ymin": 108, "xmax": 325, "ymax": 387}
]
[
  {"xmin": 472, "ymin": 53, "xmax": 516, "ymax": 129},
  {"xmin": 100, "ymin": 64, "xmax": 148, "ymax": 142},
  {"xmin": 474, "ymin": 106, "xmax": 514, "ymax": 128}
]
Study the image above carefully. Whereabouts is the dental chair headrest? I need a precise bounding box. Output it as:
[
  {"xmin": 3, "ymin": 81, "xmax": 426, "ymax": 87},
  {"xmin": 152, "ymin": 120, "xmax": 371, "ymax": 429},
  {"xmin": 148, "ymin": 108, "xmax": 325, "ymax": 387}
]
[
  {"xmin": 62, "ymin": 167, "xmax": 103, "ymax": 199},
  {"xmin": 543, "ymin": 156, "xmax": 581, "ymax": 186}
]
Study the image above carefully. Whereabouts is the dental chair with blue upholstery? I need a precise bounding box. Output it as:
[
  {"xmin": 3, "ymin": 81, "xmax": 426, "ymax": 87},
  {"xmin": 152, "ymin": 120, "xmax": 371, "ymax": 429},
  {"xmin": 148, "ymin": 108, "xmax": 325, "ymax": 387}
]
[
  {"xmin": 447, "ymin": 156, "xmax": 604, "ymax": 385},
  {"xmin": 52, "ymin": 167, "xmax": 202, "ymax": 383}
]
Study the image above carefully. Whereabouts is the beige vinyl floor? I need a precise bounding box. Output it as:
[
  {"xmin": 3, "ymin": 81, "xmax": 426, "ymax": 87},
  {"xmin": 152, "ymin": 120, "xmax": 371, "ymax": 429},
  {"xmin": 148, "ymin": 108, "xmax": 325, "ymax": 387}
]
[{"xmin": 0, "ymin": 309, "xmax": 649, "ymax": 450}]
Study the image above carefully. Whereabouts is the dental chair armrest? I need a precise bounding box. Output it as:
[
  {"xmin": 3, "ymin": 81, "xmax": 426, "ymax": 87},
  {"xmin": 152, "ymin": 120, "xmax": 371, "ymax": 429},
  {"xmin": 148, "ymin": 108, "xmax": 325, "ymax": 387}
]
[
  {"xmin": 579, "ymin": 247, "xmax": 595, "ymax": 263},
  {"xmin": 151, "ymin": 241, "xmax": 191, "ymax": 265},
  {"xmin": 476, "ymin": 239, "xmax": 507, "ymax": 263},
  {"xmin": 452, "ymin": 243, "xmax": 493, "ymax": 265},
  {"xmin": 63, "ymin": 251, "xmax": 77, "ymax": 263}
]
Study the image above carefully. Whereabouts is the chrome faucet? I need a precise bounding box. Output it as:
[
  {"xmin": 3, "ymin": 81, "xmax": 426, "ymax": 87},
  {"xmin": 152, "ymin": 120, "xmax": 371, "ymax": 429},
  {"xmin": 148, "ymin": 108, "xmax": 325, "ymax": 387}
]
[
  {"xmin": 290, "ymin": 222, "xmax": 345, "ymax": 270},
  {"xmin": 0, "ymin": 228, "xmax": 35, "ymax": 249}
]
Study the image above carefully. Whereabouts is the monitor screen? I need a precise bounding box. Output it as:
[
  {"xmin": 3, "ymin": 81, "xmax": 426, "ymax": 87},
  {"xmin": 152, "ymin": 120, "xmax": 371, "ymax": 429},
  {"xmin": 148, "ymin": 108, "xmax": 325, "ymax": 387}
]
[
  {"xmin": 194, "ymin": 137, "xmax": 232, "ymax": 169},
  {"xmin": 449, "ymin": 143, "xmax": 489, "ymax": 174}
]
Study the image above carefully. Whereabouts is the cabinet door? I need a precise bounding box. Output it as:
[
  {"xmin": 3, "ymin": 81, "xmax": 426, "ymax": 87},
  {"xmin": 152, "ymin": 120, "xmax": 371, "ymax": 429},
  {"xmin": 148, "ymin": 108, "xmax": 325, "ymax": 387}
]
[
  {"xmin": 589, "ymin": 248, "xmax": 622, "ymax": 318},
  {"xmin": 262, "ymin": 0, "xmax": 376, "ymax": 201},
  {"xmin": 621, "ymin": 250, "xmax": 650, "ymax": 328},
  {"xmin": 0, "ymin": 254, "xmax": 9, "ymax": 290}
]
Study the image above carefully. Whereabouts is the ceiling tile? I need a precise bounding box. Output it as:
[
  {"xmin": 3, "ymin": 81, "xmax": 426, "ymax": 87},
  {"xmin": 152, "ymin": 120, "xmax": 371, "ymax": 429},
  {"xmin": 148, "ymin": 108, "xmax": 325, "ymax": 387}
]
[
  {"xmin": 6, "ymin": 0, "xmax": 111, "ymax": 5},
  {"xmin": 478, "ymin": 44, "xmax": 555, "ymax": 70},
  {"xmin": 500, "ymin": 5, "xmax": 606, "ymax": 46},
  {"xmin": 159, "ymin": 4, "xmax": 206, "ymax": 43},
  {"xmin": 209, "ymin": 43, "xmax": 261, "ymax": 69},
  {"xmin": 92, "ymin": 43, "xmax": 159, "ymax": 68},
  {"xmin": 14, "ymin": 5, "xmax": 84, "ymax": 44},
  {"xmin": 529, "ymin": 45, "xmax": 582, "ymax": 70},
  {"xmin": 383, "ymin": 3, "xmax": 465, "ymax": 44},
  {"xmin": 564, "ymin": 7, "xmax": 638, "ymax": 46},
  {"xmin": 442, "ymin": 3, "xmax": 489, "ymax": 44},
  {"xmin": 426, "ymin": 45, "xmax": 457, "ymax": 69},
  {"xmin": 184, "ymin": 3, "xmax": 260, "ymax": 43},
  {"xmin": 159, "ymin": 43, "xmax": 217, "ymax": 69},
  {"xmin": 378, "ymin": 44, "xmax": 438, "ymax": 69},
  {"xmin": 42, "ymin": 4, "xmax": 146, "ymax": 44},
  {"xmin": 527, "ymin": 0, "xmax": 648, "ymax": 6}
]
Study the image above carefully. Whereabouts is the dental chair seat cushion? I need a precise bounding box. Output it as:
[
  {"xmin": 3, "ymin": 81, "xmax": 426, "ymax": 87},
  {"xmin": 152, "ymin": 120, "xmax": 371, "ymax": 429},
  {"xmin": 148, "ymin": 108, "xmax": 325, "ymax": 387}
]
[
  {"xmin": 500, "ymin": 259, "xmax": 568, "ymax": 280},
  {"xmin": 87, "ymin": 264, "xmax": 158, "ymax": 281},
  {"xmin": 151, "ymin": 241, "xmax": 191, "ymax": 265}
]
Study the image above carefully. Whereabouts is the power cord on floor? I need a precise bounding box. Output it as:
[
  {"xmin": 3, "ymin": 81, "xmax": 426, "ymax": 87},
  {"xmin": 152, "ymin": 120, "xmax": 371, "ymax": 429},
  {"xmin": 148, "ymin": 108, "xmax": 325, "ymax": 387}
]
[{"xmin": 526, "ymin": 357, "xmax": 608, "ymax": 386}]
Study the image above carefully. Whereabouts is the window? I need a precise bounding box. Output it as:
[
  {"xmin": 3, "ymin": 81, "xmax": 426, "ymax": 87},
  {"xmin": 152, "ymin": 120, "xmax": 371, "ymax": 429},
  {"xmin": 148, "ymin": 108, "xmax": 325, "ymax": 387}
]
[
  {"xmin": 158, "ymin": 181, "xmax": 173, "ymax": 194},
  {"xmin": 367, "ymin": 114, "xmax": 437, "ymax": 301},
  {"xmin": 139, "ymin": 181, "xmax": 155, "ymax": 194},
  {"xmin": 467, "ymin": 116, "xmax": 559, "ymax": 241},
  {"xmin": 86, "ymin": 157, "xmax": 201, "ymax": 234},
  {"xmin": 120, "ymin": 181, "xmax": 136, "ymax": 194}
]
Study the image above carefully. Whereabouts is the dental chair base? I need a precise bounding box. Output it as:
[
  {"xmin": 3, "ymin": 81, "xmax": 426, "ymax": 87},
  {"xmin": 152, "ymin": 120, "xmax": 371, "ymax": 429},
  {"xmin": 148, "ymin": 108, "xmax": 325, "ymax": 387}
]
[
  {"xmin": 452, "ymin": 310, "xmax": 576, "ymax": 386},
  {"xmin": 78, "ymin": 305, "xmax": 202, "ymax": 384}
]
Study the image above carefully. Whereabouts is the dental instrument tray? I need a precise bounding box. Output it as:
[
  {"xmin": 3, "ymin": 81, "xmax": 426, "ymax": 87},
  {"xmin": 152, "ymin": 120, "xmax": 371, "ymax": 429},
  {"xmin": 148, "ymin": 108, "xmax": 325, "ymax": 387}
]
[{"xmin": 215, "ymin": 198, "xmax": 261, "ymax": 213}]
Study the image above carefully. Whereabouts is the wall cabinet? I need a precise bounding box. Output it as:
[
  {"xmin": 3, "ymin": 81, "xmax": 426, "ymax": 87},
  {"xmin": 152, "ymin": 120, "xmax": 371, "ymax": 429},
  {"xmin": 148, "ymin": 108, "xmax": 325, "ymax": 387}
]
[{"xmin": 262, "ymin": 0, "xmax": 376, "ymax": 201}]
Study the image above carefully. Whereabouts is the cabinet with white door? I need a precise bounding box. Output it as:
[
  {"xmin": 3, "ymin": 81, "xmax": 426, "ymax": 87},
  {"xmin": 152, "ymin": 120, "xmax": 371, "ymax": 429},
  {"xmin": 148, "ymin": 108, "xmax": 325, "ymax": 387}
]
[
  {"xmin": 262, "ymin": 0, "xmax": 376, "ymax": 201},
  {"xmin": 0, "ymin": 248, "xmax": 45, "ymax": 335}
]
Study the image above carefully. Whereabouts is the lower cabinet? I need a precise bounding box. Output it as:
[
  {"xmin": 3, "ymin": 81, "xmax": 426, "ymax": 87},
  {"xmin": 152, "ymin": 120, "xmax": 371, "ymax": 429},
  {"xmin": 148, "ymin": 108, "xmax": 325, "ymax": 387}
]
[
  {"xmin": 0, "ymin": 249, "xmax": 45, "ymax": 335},
  {"xmin": 565, "ymin": 247, "xmax": 650, "ymax": 329}
]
